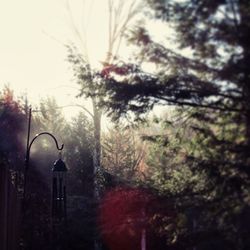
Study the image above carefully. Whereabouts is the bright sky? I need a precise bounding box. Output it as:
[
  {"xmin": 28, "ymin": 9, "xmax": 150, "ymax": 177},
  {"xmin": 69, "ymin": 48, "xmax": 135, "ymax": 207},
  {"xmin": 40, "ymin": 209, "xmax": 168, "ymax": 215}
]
[
  {"xmin": 0, "ymin": 0, "xmax": 169, "ymax": 121},
  {"xmin": 0, "ymin": 0, "xmax": 75, "ymax": 106},
  {"xmin": 0, "ymin": 0, "xmax": 135, "ymax": 117}
]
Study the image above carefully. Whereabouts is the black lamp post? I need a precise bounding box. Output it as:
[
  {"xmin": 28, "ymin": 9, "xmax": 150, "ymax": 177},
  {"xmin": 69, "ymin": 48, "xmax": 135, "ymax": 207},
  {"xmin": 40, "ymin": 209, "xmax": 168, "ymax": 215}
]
[{"xmin": 24, "ymin": 107, "xmax": 67, "ymax": 221}]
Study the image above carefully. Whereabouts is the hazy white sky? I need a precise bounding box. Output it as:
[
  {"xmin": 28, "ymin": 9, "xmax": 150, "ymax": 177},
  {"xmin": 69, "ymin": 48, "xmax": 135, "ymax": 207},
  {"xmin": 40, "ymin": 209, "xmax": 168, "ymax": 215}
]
[
  {"xmin": 0, "ymin": 0, "xmax": 138, "ymax": 110},
  {"xmin": 0, "ymin": 0, "xmax": 168, "ymax": 120},
  {"xmin": 0, "ymin": 0, "xmax": 75, "ymax": 105}
]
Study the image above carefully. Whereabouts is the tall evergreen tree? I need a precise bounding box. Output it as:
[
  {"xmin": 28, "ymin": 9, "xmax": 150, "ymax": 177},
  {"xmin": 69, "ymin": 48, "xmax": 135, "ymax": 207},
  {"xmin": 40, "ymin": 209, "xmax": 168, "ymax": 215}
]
[
  {"xmin": 102, "ymin": 124, "xmax": 144, "ymax": 181},
  {"xmin": 97, "ymin": 0, "xmax": 248, "ymax": 130},
  {"xmin": 64, "ymin": 111, "xmax": 94, "ymax": 197}
]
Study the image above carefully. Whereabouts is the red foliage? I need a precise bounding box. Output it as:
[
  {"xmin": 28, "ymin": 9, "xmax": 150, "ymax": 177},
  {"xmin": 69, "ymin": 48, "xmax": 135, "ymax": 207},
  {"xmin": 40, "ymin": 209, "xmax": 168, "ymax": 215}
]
[
  {"xmin": 98, "ymin": 187, "xmax": 169, "ymax": 250},
  {"xmin": 0, "ymin": 87, "xmax": 26, "ymax": 163},
  {"xmin": 100, "ymin": 64, "xmax": 131, "ymax": 78}
]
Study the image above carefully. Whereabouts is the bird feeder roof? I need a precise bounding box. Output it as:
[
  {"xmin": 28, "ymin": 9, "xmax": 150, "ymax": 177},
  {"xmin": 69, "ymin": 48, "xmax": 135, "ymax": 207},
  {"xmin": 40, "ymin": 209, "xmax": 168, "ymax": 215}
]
[{"xmin": 52, "ymin": 158, "xmax": 68, "ymax": 172}]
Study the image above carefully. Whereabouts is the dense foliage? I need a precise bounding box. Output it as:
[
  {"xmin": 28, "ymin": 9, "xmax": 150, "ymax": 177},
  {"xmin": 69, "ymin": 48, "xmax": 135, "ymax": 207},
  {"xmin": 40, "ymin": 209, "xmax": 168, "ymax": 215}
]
[
  {"xmin": 0, "ymin": 87, "xmax": 26, "ymax": 169},
  {"xmin": 98, "ymin": 0, "xmax": 249, "ymax": 122},
  {"xmin": 77, "ymin": 0, "xmax": 250, "ymax": 249}
]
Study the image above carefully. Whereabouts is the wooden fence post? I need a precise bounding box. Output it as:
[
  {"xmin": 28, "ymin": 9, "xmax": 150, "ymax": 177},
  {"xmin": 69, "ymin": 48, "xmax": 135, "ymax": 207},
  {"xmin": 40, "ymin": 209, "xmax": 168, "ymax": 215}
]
[{"xmin": 0, "ymin": 166, "xmax": 21, "ymax": 250}]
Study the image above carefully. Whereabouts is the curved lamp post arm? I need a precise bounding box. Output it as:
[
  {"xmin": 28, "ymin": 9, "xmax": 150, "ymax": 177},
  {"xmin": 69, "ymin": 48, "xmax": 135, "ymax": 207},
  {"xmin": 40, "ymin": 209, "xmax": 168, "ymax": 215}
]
[
  {"xmin": 24, "ymin": 107, "xmax": 64, "ymax": 170},
  {"xmin": 29, "ymin": 132, "xmax": 64, "ymax": 152},
  {"xmin": 25, "ymin": 132, "xmax": 64, "ymax": 169},
  {"xmin": 23, "ymin": 132, "xmax": 64, "ymax": 200}
]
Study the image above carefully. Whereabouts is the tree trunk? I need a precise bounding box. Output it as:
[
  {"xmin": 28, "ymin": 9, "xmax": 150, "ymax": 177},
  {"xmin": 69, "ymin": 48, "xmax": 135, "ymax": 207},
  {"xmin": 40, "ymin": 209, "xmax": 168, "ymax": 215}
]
[
  {"xmin": 92, "ymin": 98, "xmax": 102, "ymax": 200},
  {"xmin": 92, "ymin": 98, "xmax": 102, "ymax": 250}
]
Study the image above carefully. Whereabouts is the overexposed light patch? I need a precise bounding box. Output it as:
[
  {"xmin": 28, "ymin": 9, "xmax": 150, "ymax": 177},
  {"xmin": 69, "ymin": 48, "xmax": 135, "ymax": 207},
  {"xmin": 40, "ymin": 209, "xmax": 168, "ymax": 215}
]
[
  {"xmin": 0, "ymin": 0, "xmax": 172, "ymax": 122},
  {"xmin": 0, "ymin": 0, "xmax": 75, "ymax": 108},
  {"xmin": 0, "ymin": 0, "xmax": 141, "ymax": 118}
]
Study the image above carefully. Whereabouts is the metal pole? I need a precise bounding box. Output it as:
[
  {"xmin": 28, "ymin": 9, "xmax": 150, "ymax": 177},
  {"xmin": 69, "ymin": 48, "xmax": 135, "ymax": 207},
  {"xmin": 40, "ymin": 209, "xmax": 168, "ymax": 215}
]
[
  {"xmin": 23, "ymin": 108, "xmax": 64, "ymax": 200},
  {"xmin": 23, "ymin": 107, "xmax": 31, "ymax": 200},
  {"xmin": 22, "ymin": 107, "xmax": 65, "ymax": 249}
]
